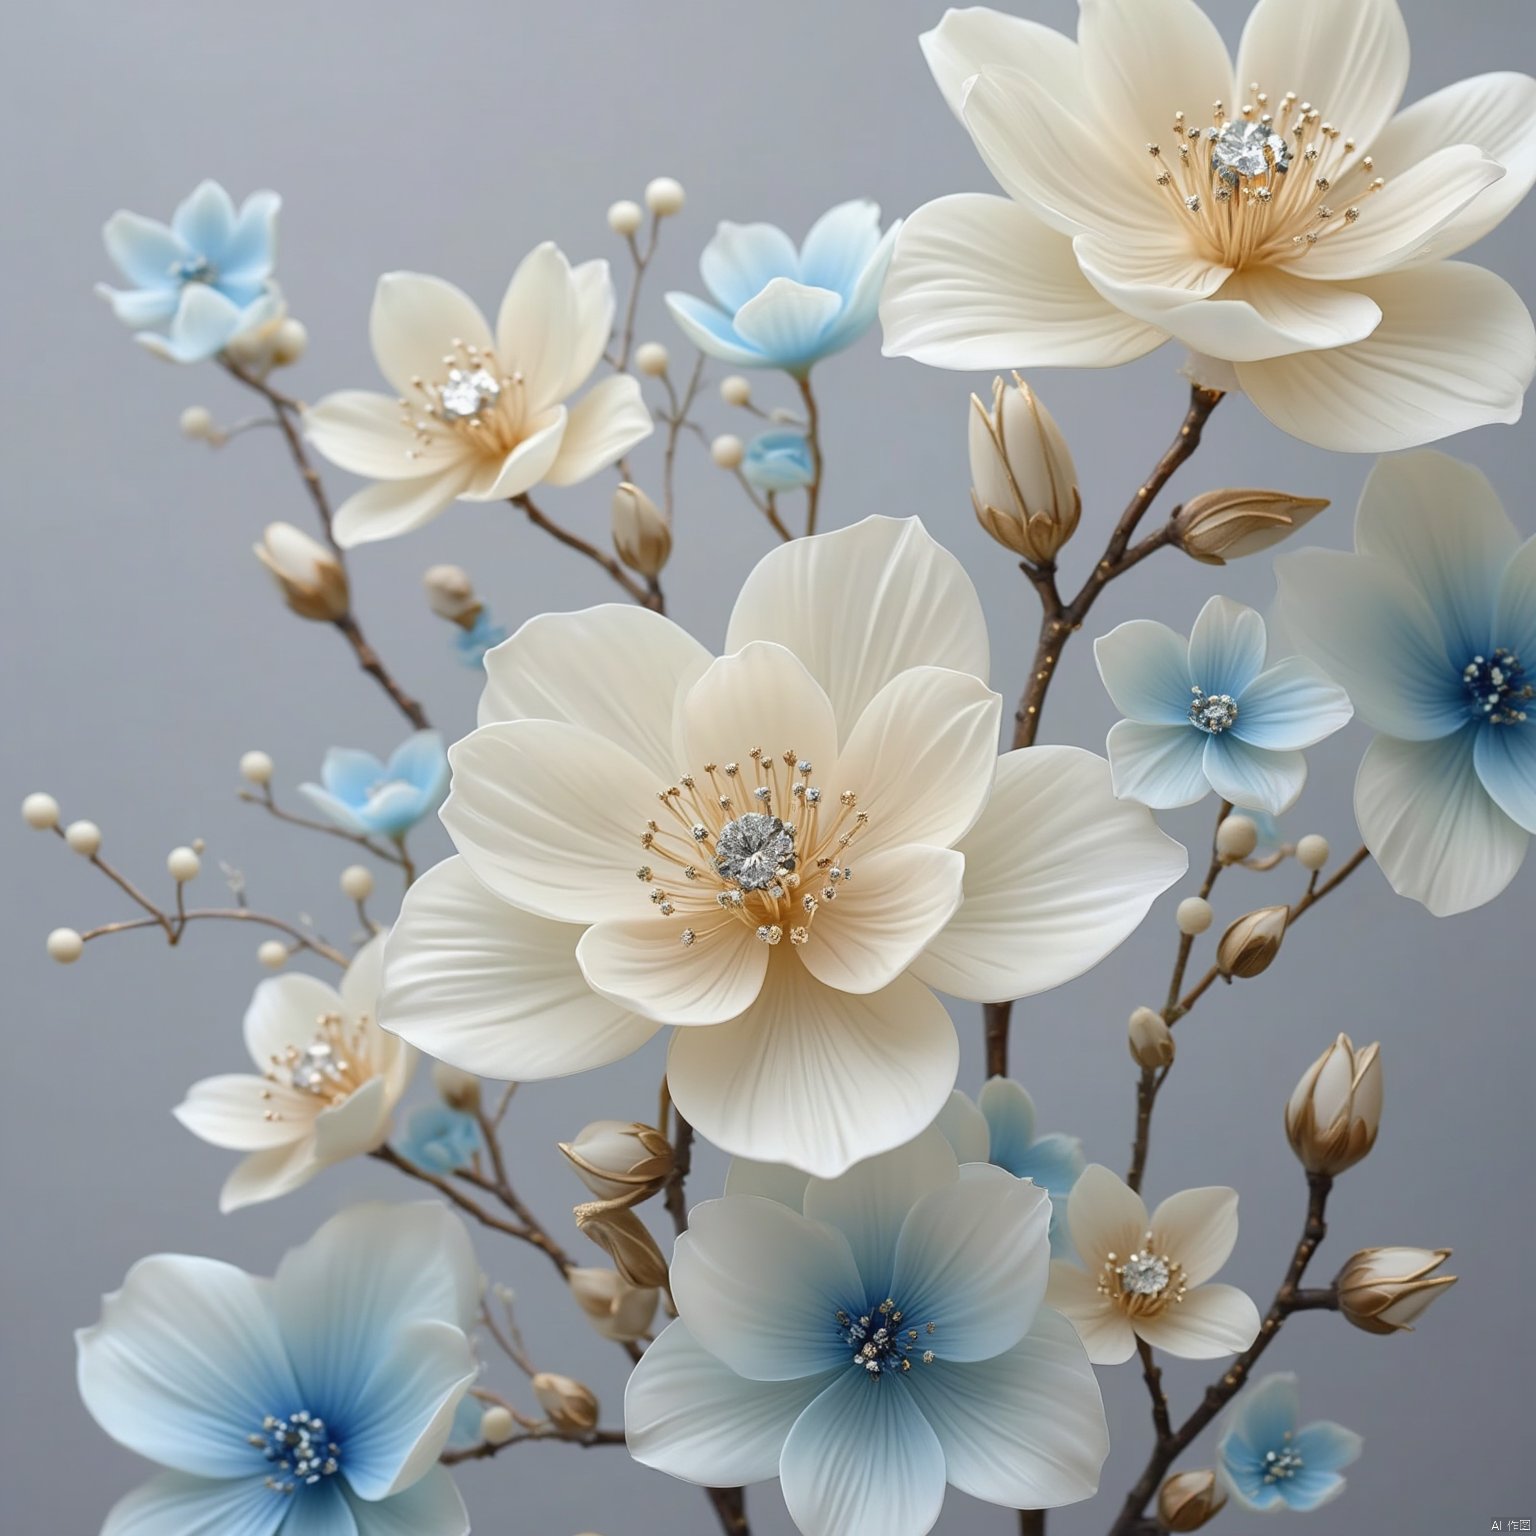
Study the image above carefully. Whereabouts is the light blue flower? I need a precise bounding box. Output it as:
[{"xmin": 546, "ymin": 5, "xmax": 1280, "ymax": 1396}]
[
  {"xmin": 627, "ymin": 1127, "xmax": 1107, "ymax": 1536},
  {"xmin": 98, "ymin": 180, "xmax": 282, "ymax": 363},
  {"xmin": 445, "ymin": 1391, "xmax": 487, "ymax": 1453},
  {"xmin": 741, "ymin": 429, "xmax": 816, "ymax": 493},
  {"xmin": 298, "ymin": 731, "xmax": 448, "ymax": 841},
  {"xmin": 1277, "ymin": 450, "xmax": 1536, "ymax": 916},
  {"xmin": 453, "ymin": 609, "xmax": 508, "ymax": 669},
  {"xmin": 934, "ymin": 1079, "xmax": 1084, "ymax": 1255},
  {"xmin": 1095, "ymin": 596, "xmax": 1353, "ymax": 816},
  {"xmin": 666, "ymin": 200, "xmax": 899, "ymax": 376},
  {"xmin": 1217, "ymin": 1372, "xmax": 1362, "ymax": 1513},
  {"xmin": 398, "ymin": 1104, "xmax": 484, "ymax": 1174},
  {"xmin": 77, "ymin": 1203, "xmax": 478, "ymax": 1536}
]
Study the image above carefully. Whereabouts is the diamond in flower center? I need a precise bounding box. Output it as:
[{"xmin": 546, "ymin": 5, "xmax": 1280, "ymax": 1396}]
[
  {"xmin": 401, "ymin": 340, "xmax": 527, "ymax": 463},
  {"xmin": 1262, "ymin": 1444, "xmax": 1305, "ymax": 1484},
  {"xmin": 714, "ymin": 811, "xmax": 797, "ymax": 891},
  {"xmin": 437, "ymin": 365, "xmax": 501, "ymax": 421},
  {"xmin": 1463, "ymin": 647, "xmax": 1531, "ymax": 725},
  {"xmin": 251, "ymin": 1410, "xmax": 341, "ymax": 1493},
  {"xmin": 836, "ymin": 1298, "xmax": 937, "ymax": 1378},
  {"xmin": 1211, "ymin": 119, "xmax": 1293, "ymax": 182},
  {"xmin": 268, "ymin": 1012, "xmax": 374, "ymax": 1106},
  {"xmin": 1120, "ymin": 1252, "xmax": 1172, "ymax": 1296},
  {"xmin": 1100, "ymin": 1237, "xmax": 1187, "ymax": 1315},
  {"xmin": 1188, "ymin": 685, "xmax": 1239, "ymax": 734}
]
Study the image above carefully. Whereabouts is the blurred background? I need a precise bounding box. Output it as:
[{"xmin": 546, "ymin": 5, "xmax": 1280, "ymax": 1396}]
[{"xmin": 4, "ymin": 0, "xmax": 1532, "ymax": 1530}]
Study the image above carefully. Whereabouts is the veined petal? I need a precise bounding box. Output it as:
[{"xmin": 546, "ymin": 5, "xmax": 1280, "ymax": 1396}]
[
  {"xmin": 220, "ymin": 190, "xmax": 281, "ymax": 282},
  {"xmin": 543, "ymin": 373, "xmax": 653, "ymax": 486},
  {"xmin": 933, "ymin": 1089, "xmax": 991, "ymax": 1165},
  {"xmin": 1497, "ymin": 534, "xmax": 1536, "ymax": 659},
  {"xmin": 1046, "ymin": 1261, "xmax": 1136, "ymax": 1365},
  {"xmin": 1065, "ymin": 1164, "xmax": 1147, "ymax": 1268},
  {"xmin": 975, "ymin": 1079, "xmax": 1036, "ymax": 1169},
  {"xmin": 798, "ymin": 200, "xmax": 883, "ymax": 295},
  {"xmin": 920, "ymin": 7, "xmax": 1086, "ymax": 120},
  {"xmin": 494, "ymin": 242, "xmax": 576, "ymax": 413},
  {"xmin": 560, "ymin": 258, "xmax": 617, "ymax": 398},
  {"xmin": 666, "ymin": 955, "xmax": 958, "ymax": 1178},
  {"xmin": 820, "ymin": 220, "xmax": 900, "ymax": 354},
  {"xmin": 700, "ymin": 221, "xmax": 801, "ymax": 311},
  {"xmin": 102, "ymin": 1473, "xmax": 285, "ymax": 1536},
  {"xmin": 1356, "ymin": 727, "xmax": 1527, "ymax": 915},
  {"xmin": 1150, "ymin": 1186, "xmax": 1239, "ymax": 1287},
  {"xmin": 344, "ymin": 1468, "xmax": 468, "ymax": 1536},
  {"xmin": 102, "ymin": 210, "xmax": 185, "ymax": 289},
  {"xmin": 664, "ymin": 291, "xmax": 767, "ymax": 367},
  {"xmin": 331, "ymin": 462, "xmax": 476, "ymax": 548},
  {"xmin": 730, "ymin": 278, "xmax": 843, "ymax": 370},
  {"xmin": 220, "ymin": 1141, "xmax": 321, "ymax": 1213},
  {"xmin": 1236, "ymin": 262, "xmax": 1535, "ymax": 452},
  {"xmin": 368, "ymin": 272, "xmax": 493, "ymax": 399},
  {"xmin": 1106, "ymin": 721, "xmax": 1211, "ymax": 808},
  {"xmin": 464, "ymin": 407, "xmax": 567, "ymax": 501},
  {"xmin": 1475, "ymin": 718, "xmax": 1536, "ymax": 833},
  {"xmin": 171, "ymin": 180, "xmax": 237, "ymax": 254},
  {"xmin": 1232, "ymin": 658, "xmax": 1354, "ymax": 750},
  {"xmin": 1202, "ymin": 734, "xmax": 1308, "ymax": 815},
  {"xmin": 1094, "ymin": 619, "xmax": 1194, "ymax": 725},
  {"xmin": 175, "ymin": 1074, "xmax": 315, "ymax": 1151},
  {"xmin": 243, "ymin": 972, "xmax": 345, "ymax": 1070},
  {"xmin": 311, "ymin": 1076, "xmax": 391, "ymax": 1163},
  {"xmin": 578, "ymin": 914, "xmax": 768, "ymax": 1025},
  {"xmin": 305, "ymin": 391, "xmax": 462, "ymax": 480},
  {"xmin": 1136, "ymin": 1283, "xmax": 1260, "ymax": 1358}
]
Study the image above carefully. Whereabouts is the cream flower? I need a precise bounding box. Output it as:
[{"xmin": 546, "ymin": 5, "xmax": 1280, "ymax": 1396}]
[
  {"xmin": 305, "ymin": 244, "xmax": 653, "ymax": 546},
  {"xmin": 174, "ymin": 936, "xmax": 413, "ymax": 1210},
  {"xmin": 381, "ymin": 517, "xmax": 1186, "ymax": 1176},
  {"xmin": 1047, "ymin": 1164, "xmax": 1261, "ymax": 1362},
  {"xmin": 881, "ymin": 0, "xmax": 1536, "ymax": 451}
]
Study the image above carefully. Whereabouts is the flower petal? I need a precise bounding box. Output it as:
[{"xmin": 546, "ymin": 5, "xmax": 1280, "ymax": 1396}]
[
  {"xmin": 175, "ymin": 1074, "xmax": 314, "ymax": 1151},
  {"xmin": 305, "ymin": 391, "xmax": 462, "ymax": 480},
  {"xmin": 560, "ymin": 259, "xmax": 617, "ymax": 397},
  {"xmin": 219, "ymin": 1142, "xmax": 322, "ymax": 1212},
  {"xmin": 543, "ymin": 373, "xmax": 653, "ymax": 487},
  {"xmin": 726, "ymin": 516, "xmax": 988, "ymax": 740},
  {"xmin": 171, "ymin": 180, "xmax": 237, "ymax": 254},
  {"xmin": 380, "ymin": 857, "xmax": 659, "ymax": 1078},
  {"xmin": 1475, "ymin": 723, "xmax": 1536, "ymax": 833},
  {"xmin": 1232, "ymin": 657, "xmax": 1354, "ymax": 750},
  {"xmin": 700, "ymin": 221, "xmax": 801, "ymax": 311},
  {"xmin": 464, "ymin": 407, "xmax": 568, "ymax": 501},
  {"xmin": 1136, "ymin": 1282, "xmax": 1261, "ymax": 1358},
  {"xmin": 724, "ymin": 1156, "xmax": 812, "ymax": 1210},
  {"xmin": 331, "ymin": 463, "xmax": 476, "ymax": 548},
  {"xmin": 920, "ymin": 7, "xmax": 1086, "ymax": 120},
  {"xmin": 664, "ymin": 291, "xmax": 766, "ymax": 367},
  {"xmin": 1201, "ymin": 734, "xmax": 1309, "ymax": 815},
  {"xmin": 1095, "ymin": 619, "xmax": 1196, "ymax": 724},
  {"xmin": 221, "ymin": 190, "xmax": 281, "ymax": 282},
  {"xmin": 798, "ymin": 200, "xmax": 883, "ymax": 296},
  {"xmin": 578, "ymin": 914, "xmax": 768, "ymax": 1025},
  {"xmin": 1236, "ymin": 262, "xmax": 1535, "ymax": 452},
  {"xmin": 344, "ymin": 1468, "xmax": 468, "ymax": 1536},
  {"xmin": 625, "ymin": 1320, "xmax": 823, "ymax": 1485},
  {"xmin": 1188, "ymin": 596, "xmax": 1270, "ymax": 697},
  {"xmin": 311, "ymin": 1076, "xmax": 392, "ymax": 1163},
  {"xmin": 975, "ymin": 1078, "xmax": 1036, "ymax": 1169},
  {"xmin": 493, "ymin": 243, "xmax": 577, "ymax": 413},
  {"xmin": 1292, "ymin": 1419, "xmax": 1364, "ymax": 1475},
  {"xmin": 1150, "ymin": 1186, "xmax": 1239, "ymax": 1287},
  {"xmin": 369, "ymin": 272, "xmax": 493, "ymax": 399},
  {"xmin": 102, "ymin": 210, "xmax": 185, "ymax": 288},
  {"xmin": 243, "ymin": 972, "xmax": 345, "ymax": 1069},
  {"xmin": 913, "ymin": 746, "xmax": 1188, "ymax": 1000},
  {"xmin": 933, "ymin": 1089, "xmax": 991, "ymax": 1165},
  {"xmin": 1497, "ymin": 534, "xmax": 1536, "ymax": 659},
  {"xmin": 666, "ymin": 956, "xmax": 958, "ymax": 1178},
  {"xmin": 1356, "ymin": 727, "xmax": 1527, "ymax": 915},
  {"xmin": 729, "ymin": 278, "xmax": 843, "ymax": 371},
  {"xmin": 1106, "ymin": 720, "xmax": 1212, "ymax": 809},
  {"xmin": 1046, "ymin": 1261, "xmax": 1137, "ymax": 1365},
  {"xmin": 1065, "ymin": 1164, "xmax": 1147, "ymax": 1268},
  {"xmin": 102, "ymin": 1474, "xmax": 285, "ymax": 1536}
]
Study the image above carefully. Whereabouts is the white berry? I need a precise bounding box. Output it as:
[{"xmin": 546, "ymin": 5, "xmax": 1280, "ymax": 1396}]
[
  {"xmin": 1215, "ymin": 815, "xmax": 1259, "ymax": 861},
  {"xmin": 65, "ymin": 820, "xmax": 102, "ymax": 857},
  {"xmin": 710, "ymin": 434, "xmax": 745, "ymax": 470},
  {"xmin": 167, "ymin": 846, "xmax": 202, "ymax": 883},
  {"xmin": 607, "ymin": 199, "xmax": 644, "ymax": 236},
  {"xmin": 240, "ymin": 750, "xmax": 274, "ymax": 786},
  {"xmin": 257, "ymin": 939, "xmax": 289, "ymax": 970},
  {"xmin": 1176, "ymin": 896, "xmax": 1214, "ymax": 935},
  {"xmin": 22, "ymin": 792, "xmax": 59, "ymax": 830},
  {"xmin": 644, "ymin": 176, "xmax": 685, "ymax": 216},
  {"xmin": 1296, "ymin": 833, "xmax": 1330, "ymax": 871},
  {"xmin": 634, "ymin": 342, "xmax": 670, "ymax": 377},
  {"xmin": 341, "ymin": 864, "xmax": 375, "ymax": 901},
  {"xmin": 47, "ymin": 928, "xmax": 84, "ymax": 964}
]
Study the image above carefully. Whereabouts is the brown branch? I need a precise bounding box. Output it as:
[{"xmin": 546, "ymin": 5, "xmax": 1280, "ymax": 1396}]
[
  {"xmin": 78, "ymin": 909, "xmax": 350, "ymax": 967},
  {"xmin": 1135, "ymin": 1336, "xmax": 1173, "ymax": 1443},
  {"xmin": 374, "ymin": 1145, "xmax": 540, "ymax": 1245},
  {"xmin": 613, "ymin": 220, "xmax": 660, "ymax": 375},
  {"xmin": 442, "ymin": 1425, "xmax": 626, "ymax": 1464},
  {"xmin": 664, "ymin": 1106, "xmax": 696, "ymax": 1238},
  {"xmin": 796, "ymin": 375, "xmax": 824, "ymax": 536},
  {"xmin": 513, "ymin": 492, "xmax": 654, "ymax": 607},
  {"xmin": 331, "ymin": 614, "xmax": 431, "ymax": 730},
  {"xmin": 239, "ymin": 789, "xmax": 405, "ymax": 865}
]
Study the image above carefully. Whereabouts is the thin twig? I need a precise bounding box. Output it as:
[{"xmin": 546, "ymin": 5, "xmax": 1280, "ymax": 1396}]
[
  {"xmin": 79, "ymin": 909, "xmax": 350, "ymax": 967},
  {"xmin": 239, "ymin": 788, "xmax": 405, "ymax": 865},
  {"xmin": 513, "ymin": 492, "xmax": 654, "ymax": 607},
  {"xmin": 374, "ymin": 1145, "xmax": 538, "ymax": 1245},
  {"xmin": 796, "ymin": 376, "xmax": 823, "ymax": 536},
  {"xmin": 442, "ymin": 1425, "xmax": 627, "ymax": 1464},
  {"xmin": 664, "ymin": 1107, "xmax": 696, "ymax": 1239}
]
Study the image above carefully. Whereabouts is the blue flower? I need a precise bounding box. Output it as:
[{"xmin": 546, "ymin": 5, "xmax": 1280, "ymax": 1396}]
[
  {"xmin": 1095, "ymin": 596, "xmax": 1354, "ymax": 816},
  {"xmin": 1217, "ymin": 1372, "xmax": 1362, "ymax": 1513},
  {"xmin": 934, "ymin": 1079, "xmax": 1084, "ymax": 1254},
  {"xmin": 77, "ymin": 1203, "xmax": 478, "ymax": 1535},
  {"xmin": 445, "ymin": 1391, "xmax": 488, "ymax": 1453},
  {"xmin": 298, "ymin": 731, "xmax": 448, "ymax": 841},
  {"xmin": 453, "ymin": 609, "xmax": 509, "ymax": 669},
  {"xmin": 741, "ymin": 430, "xmax": 816, "ymax": 493},
  {"xmin": 666, "ymin": 200, "xmax": 899, "ymax": 375},
  {"xmin": 627, "ymin": 1127, "xmax": 1107, "ymax": 1535},
  {"xmin": 1278, "ymin": 450, "xmax": 1536, "ymax": 916},
  {"xmin": 398, "ymin": 1104, "xmax": 484, "ymax": 1174},
  {"xmin": 98, "ymin": 180, "xmax": 282, "ymax": 363}
]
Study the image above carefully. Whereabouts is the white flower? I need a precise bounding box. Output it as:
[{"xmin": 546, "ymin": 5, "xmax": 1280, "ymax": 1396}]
[
  {"xmin": 305, "ymin": 244, "xmax": 653, "ymax": 547},
  {"xmin": 880, "ymin": 0, "xmax": 1536, "ymax": 452},
  {"xmin": 1046, "ymin": 1164, "xmax": 1261, "ymax": 1363},
  {"xmin": 381, "ymin": 517, "xmax": 1186, "ymax": 1176},
  {"xmin": 174, "ymin": 936, "xmax": 413, "ymax": 1210}
]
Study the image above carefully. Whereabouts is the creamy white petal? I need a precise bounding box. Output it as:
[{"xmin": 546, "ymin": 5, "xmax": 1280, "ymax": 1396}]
[
  {"xmin": 369, "ymin": 272, "xmax": 494, "ymax": 400},
  {"xmin": 461, "ymin": 407, "xmax": 568, "ymax": 501},
  {"xmin": 544, "ymin": 374, "xmax": 653, "ymax": 487},
  {"xmin": 666, "ymin": 955, "xmax": 958, "ymax": 1178},
  {"xmin": 1150, "ymin": 1186, "xmax": 1239, "ymax": 1287},
  {"xmin": 561, "ymin": 259, "xmax": 618, "ymax": 397},
  {"xmin": 494, "ymin": 243, "xmax": 577, "ymax": 413},
  {"xmin": 243, "ymin": 973, "xmax": 345, "ymax": 1070},
  {"xmin": 912, "ymin": 747, "xmax": 1187, "ymax": 1002},
  {"xmin": 332, "ymin": 461, "xmax": 477, "ymax": 548},
  {"xmin": 175, "ymin": 1074, "xmax": 315, "ymax": 1151},
  {"xmin": 724, "ymin": 1157, "xmax": 811, "ymax": 1211},
  {"xmin": 304, "ymin": 391, "xmax": 463, "ymax": 480},
  {"xmin": 578, "ymin": 915, "xmax": 768, "ymax": 1025},
  {"xmin": 726, "ymin": 516, "xmax": 988, "ymax": 741},
  {"xmin": 380, "ymin": 857, "xmax": 659, "ymax": 1077},
  {"xmin": 1046, "ymin": 1261, "xmax": 1137, "ymax": 1365},
  {"xmin": 220, "ymin": 1140, "xmax": 321, "ymax": 1212},
  {"xmin": 933, "ymin": 1089, "xmax": 991, "ymax": 1165},
  {"xmin": 1136, "ymin": 1283, "xmax": 1261, "ymax": 1358},
  {"xmin": 1065, "ymin": 1164, "xmax": 1147, "ymax": 1267},
  {"xmin": 921, "ymin": 7, "xmax": 1086, "ymax": 119},
  {"xmin": 311, "ymin": 1076, "xmax": 392, "ymax": 1163}
]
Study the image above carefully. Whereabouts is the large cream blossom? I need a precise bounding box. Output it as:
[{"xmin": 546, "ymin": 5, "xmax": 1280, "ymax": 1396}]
[
  {"xmin": 881, "ymin": 0, "xmax": 1536, "ymax": 451},
  {"xmin": 381, "ymin": 518, "xmax": 1186, "ymax": 1176},
  {"xmin": 305, "ymin": 243, "xmax": 652, "ymax": 546}
]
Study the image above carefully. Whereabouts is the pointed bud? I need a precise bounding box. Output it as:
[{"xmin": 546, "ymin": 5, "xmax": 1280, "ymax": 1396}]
[
  {"xmin": 423, "ymin": 563, "xmax": 483, "ymax": 628},
  {"xmin": 1128, "ymin": 1006, "xmax": 1175, "ymax": 1069},
  {"xmin": 432, "ymin": 1062, "xmax": 482, "ymax": 1113},
  {"xmin": 969, "ymin": 374, "xmax": 1080, "ymax": 564},
  {"xmin": 611, "ymin": 483, "xmax": 672, "ymax": 578},
  {"xmin": 1285, "ymin": 1034, "xmax": 1383, "ymax": 1176},
  {"xmin": 1216, "ymin": 904, "xmax": 1288, "ymax": 978},
  {"xmin": 560, "ymin": 1119, "xmax": 673, "ymax": 1205},
  {"xmin": 568, "ymin": 1266, "xmax": 661, "ymax": 1343},
  {"xmin": 530, "ymin": 1371, "xmax": 599, "ymax": 1435},
  {"xmin": 1172, "ymin": 488, "xmax": 1330, "ymax": 565},
  {"xmin": 1157, "ymin": 1468, "xmax": 1227, "ymax": 1531},
  {"xmin": 574, "ymin": 1204, "xmax": 670, "ymax": 1289},
  {"xmin": 255, "ymin": 523, "xmax": 349, "ymax": 621},
  {"xmin": 1336, "ymin": 1246, "xmax": 1456, "ymax": 1335}
]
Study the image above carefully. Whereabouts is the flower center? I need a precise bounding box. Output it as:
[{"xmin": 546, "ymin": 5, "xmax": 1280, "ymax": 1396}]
[
  {"xmin": 1188, "ymin": 685, "xmax": 1239, "ymax": 734},
  {"xmin": 250, "ymin": 1410, "xmax": 341, "ymax": 1493},
  {"xmin": 171, "ymin": 253, "xmax": 217, "ymax": 285},
  {"xmin": 401, "ymin": 339, "xmax": 530, "ymax": 460},
  {"xmin": 1146, "ymin": 87, "xmax": 1384, "ymax": 268},
  {"xmin": 1261, "ymin": 1441, "xmax": 1305, "ymax": 1484},
  {"xmin": 1462, "ymin": 647, "xmax": 1531, "ymax": 725},
  {"xmin": 264, "ymin": 1010, "xmax": 377, "ymax": 1111},
  {"xmin": 636, "ymin": 750, "xmax": 869, "ymax": 950},
  {"xmin": 836, "ymin": 1298, "xmax": 937, "ymax": 1377},
  {"xmin": 1099, "ymin": 1237, "xmax": 1188, "ymax": 1318}
]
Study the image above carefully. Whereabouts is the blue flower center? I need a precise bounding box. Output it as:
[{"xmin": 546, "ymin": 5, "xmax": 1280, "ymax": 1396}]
[
  {"xmin": 1462, "ymin": 647, "xmax": 1531, "ymax": 726},
  {"xmin": 172, "ymin": 253, "xmax": 217, "ymax": 285},
  {"xmin": 835, "ymin": 1297, "xmax": 937, "ymax": 1378},
  {"xmin": 1188, "ymin": 684, "xmax": 1239, "ymax": 734},
  {"xmin": 251, "ymin": 1410, "xmax": 342, "ymax": 1493},
  {"xmin": 1261, "ymin": 1444, "xmax": 1304, "ymax": 1484}
]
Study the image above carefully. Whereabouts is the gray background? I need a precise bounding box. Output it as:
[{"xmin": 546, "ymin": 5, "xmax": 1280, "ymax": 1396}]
[{"xmin": 4, "ymin": 1, "xmax": 1531, "ymax": 1532}]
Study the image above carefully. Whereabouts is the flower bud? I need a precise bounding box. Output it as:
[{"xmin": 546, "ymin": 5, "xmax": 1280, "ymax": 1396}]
[
  {"xmin": 968, "ymin": 374, "xmax": 1080, "ymax": 565},
  {"xmin": 255, "ymin": 522, "xmax": 349, "ymax": 622},
  {"xmin": 47, "ymin": 928, "xmax": 84, "ymax": 964},
  {"xmin": 531, "ymin": 1372, "xmax": 599, "ymax": 1435},
  {"xmin": 561, "ymin": 1119, "xmax": 673, "ymax": 1204},
  {"xmin": 179, "ymin": 405, "xmax": 216, "ymax": 440},
  {"xmin": 1336, "ymin": 1246, "xmax": 1456, "ymax": 1335},
  {"xmin": 633, "ymin": 342, "xmax": 670, "ymax": 377},
  {"xmin": 65, "ymin": 820, "xmax": 102, "ymax": 857},
  {"xmin": 607, "ymin": 199, "xmax": 644, "ymax": 237},
  {"xmin": 711, "ymin": 433, "xmax": 744, "ymax": 469},
  {"xmin": 611, "ymin": 484, "xmax": 672, "ymax": 578},
  {"xmin": 574, "ymin": 1204, "xmax": 670, "ymax": 1289},
  {"xmin": 1172, "ymin": 488, "xmax": 1329, "ymax": 566},
  {"xmin": 479, "ymin": 1405, "xmax": 516, "ymax": 1445},
  {"xmin": 239, "ymin": 750, "xmax": 274, "ymax": 786},
  {"xmin": 432, "ymin": 1062, "xmax": 482, "ymax": 1113},
  {"xmin": 271, "ymin": 317, "xmax": 308, "ymax": 367},
  {"xmin": 1295, "ymin": 833, "xmax": 1330, "ymax": 871},
  {"xmin": 1285, "ymin": 1033, "xmax": 1382, "ymax": 1176},
  {"xmin": 167, "ymin": 846, "xmax": 201, "ymax": 883},
  {"xmin": 1216, "ymin": 905, "xmax": 1288, "ymax": 978},
  {"xmin": 1175, "ymin": 896, "xmax": 1213, "ymax": 935},
  {"xmin": 1128, "ymin": 1006, "xmax": 1175, "ymax": 1069},
  {"xmin": 257, "ymin": 939, "xmax": 288, "ymax": 969},
  {"xmin": 21, "ymin": 792, "xmax": 59, "ymax": 830},
  {"xmin": 644, "ymin": 176, "xmax": 685, "ymax": 217},
  {"xmin": 340, "ymin": 863, "xmax": 374, "ymax": 901},
  {"xmin": 1215, "ymin": 814, "xmax": 1259, "ymax": 861},
  {"xmin": 720, "ymin": 374, "xmax": 752, "ymax": 407},
  {"xmin": 568, "ymin": 1266, "xmax": 661, "ymax": 1343},
  {"xmin": 1157, "ymin": 1468, "xmax": 1227, "ymax": 1531},
  {"xmin": 422, "ymin": 563, "xmax": 483, "ymax": 627}
]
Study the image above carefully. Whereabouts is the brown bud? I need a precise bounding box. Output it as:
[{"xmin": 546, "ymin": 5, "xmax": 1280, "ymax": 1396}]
[
  {"xmin": 1172, "ymin": 488, "xmax": 1329, "ymax": 565},
  {"xmin": 1285, "ymin": 1034, "xmax": 1383, "ymax": 1176},
  {"xmin": 423, "ymin": 563, "xmax": 483, "ymax": 628},
  {"xmin": 255, "ymin": 522, "xmax": 349, "ymax": 621},
  {"xmin": 530, "ymin": 1371, "xmax": 599, "ymax": 1435},
  {"xmin": 969, "ymin": 374, "xmax": 1080, "ymax": 564},
  {"xmin": 1336, "ymin": 1246, "xmax": 1456, "ymax": 1335},
  {"xmin": 560, "ymin": 1119, "xmax": 673, "ymax": 1206},
  {"xmin": 1157, "ymin": 1468, "xmax": 1227, "ymax": 1531},
  {"xmin": 611, "ymin": 483, "xmax": 672, "ymax": 578},
  {"xmin": 568, "ymin": 1266, "xmax": 661, "ymax": 1343},
  {"xmin": 574, "ymin": 1203, "xmax": 670, "ymax": 1289},
  {"xmin": 1216, "ymin": 905, "xmax": 1288, "ymax": 978},
  {"xmin": 1128, "ymin": 1006, "xmax": 1175, "ymax": 1069}
]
